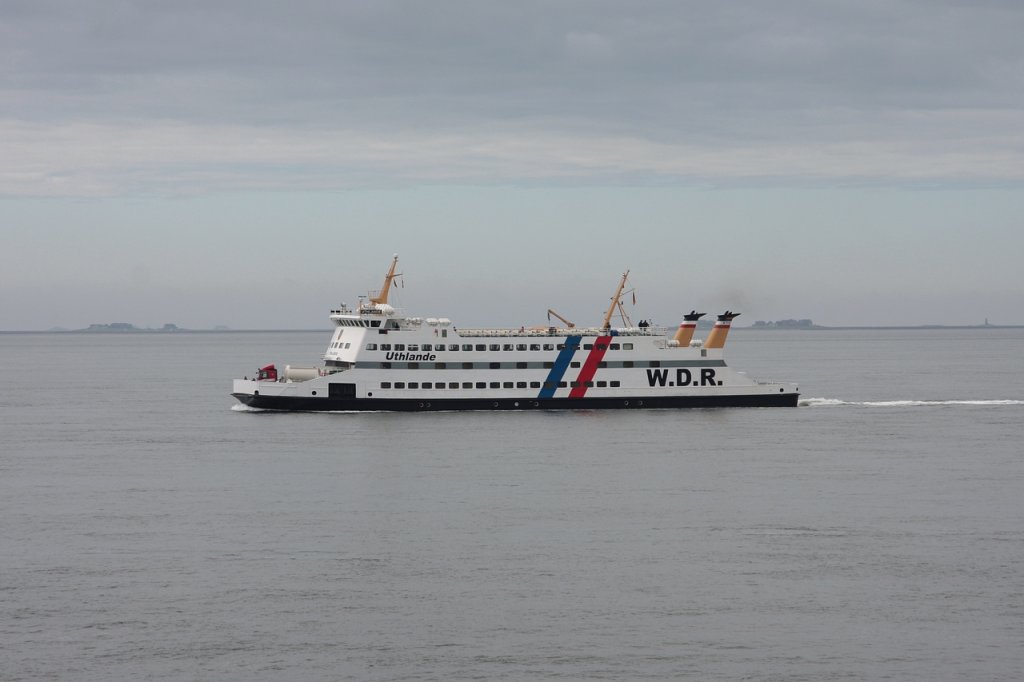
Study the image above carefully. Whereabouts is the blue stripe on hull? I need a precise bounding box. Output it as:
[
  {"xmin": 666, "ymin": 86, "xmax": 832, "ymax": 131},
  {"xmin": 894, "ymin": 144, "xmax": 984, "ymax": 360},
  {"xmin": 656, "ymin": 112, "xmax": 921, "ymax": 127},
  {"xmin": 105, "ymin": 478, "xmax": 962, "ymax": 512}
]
[{"xmin": 537, "ymin": 335, "xmax": 581, "ymax": 399}]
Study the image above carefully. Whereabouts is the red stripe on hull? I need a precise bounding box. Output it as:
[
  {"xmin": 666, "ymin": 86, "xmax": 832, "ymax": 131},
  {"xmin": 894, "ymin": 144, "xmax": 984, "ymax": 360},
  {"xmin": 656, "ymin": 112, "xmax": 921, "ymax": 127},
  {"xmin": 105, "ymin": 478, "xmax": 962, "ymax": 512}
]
[{"xmin": 569, "ymin": 335, "xmax": 613, "ymax": 398}]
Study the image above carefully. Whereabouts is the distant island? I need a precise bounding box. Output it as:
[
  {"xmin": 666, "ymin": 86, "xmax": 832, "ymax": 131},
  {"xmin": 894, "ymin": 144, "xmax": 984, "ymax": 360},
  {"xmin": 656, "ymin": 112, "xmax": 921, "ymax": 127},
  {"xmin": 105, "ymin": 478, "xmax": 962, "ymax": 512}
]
[
  {"xmin": 745, "ymin": 318, "xmax": 1023, "ymax": 330},
  {"xmin": 83, "ymin": 322, "xmax": 183, "ymax": 332},
  {"xmin": 751, "ymin": 319, "xmax": 821, "ymax": 329}
]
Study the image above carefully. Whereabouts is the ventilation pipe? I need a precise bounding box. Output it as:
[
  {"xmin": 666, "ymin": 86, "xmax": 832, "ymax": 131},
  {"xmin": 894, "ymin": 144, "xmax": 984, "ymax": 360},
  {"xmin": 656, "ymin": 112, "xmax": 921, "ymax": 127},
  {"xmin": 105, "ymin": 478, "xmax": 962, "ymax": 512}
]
[
  {"xmin": 703, "ymin": 311, "xmax": 740, "ymax": 349},
  {"xmin": 672, "ymin": 310, "xmax": 706, "ymax": 346}
]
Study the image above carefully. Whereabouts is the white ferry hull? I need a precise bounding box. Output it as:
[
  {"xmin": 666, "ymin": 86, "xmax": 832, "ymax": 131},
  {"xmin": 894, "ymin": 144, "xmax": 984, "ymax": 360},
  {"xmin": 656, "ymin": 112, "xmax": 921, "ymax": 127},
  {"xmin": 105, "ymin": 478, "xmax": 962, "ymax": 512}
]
[{"xmin": 232, "ymin": 390, "xmax": 799, "ymax": 411}]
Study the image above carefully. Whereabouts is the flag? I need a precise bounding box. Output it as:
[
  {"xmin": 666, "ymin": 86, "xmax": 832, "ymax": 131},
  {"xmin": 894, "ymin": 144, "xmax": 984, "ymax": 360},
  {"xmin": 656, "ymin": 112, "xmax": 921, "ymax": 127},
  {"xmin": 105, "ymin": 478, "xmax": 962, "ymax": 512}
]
[{"xmin": 632, "ymin": 291, "xmax": 636, "ymax": 305}]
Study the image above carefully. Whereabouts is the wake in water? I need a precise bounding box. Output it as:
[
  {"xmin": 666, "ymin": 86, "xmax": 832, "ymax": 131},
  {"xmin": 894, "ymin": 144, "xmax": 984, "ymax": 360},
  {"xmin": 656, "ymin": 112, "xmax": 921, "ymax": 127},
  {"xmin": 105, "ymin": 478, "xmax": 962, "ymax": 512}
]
[{"xmin": 801, "ymin": 397, "xmax": 1024, "ymax": 408}]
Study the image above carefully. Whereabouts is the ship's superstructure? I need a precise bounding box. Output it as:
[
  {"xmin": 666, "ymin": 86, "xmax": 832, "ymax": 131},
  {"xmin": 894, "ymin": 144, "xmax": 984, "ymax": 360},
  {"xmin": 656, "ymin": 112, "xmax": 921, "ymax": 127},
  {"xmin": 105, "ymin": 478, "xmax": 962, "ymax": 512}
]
[{"xmin": 231, "ymin": 256, "xmax": 799, "ymax": 411}]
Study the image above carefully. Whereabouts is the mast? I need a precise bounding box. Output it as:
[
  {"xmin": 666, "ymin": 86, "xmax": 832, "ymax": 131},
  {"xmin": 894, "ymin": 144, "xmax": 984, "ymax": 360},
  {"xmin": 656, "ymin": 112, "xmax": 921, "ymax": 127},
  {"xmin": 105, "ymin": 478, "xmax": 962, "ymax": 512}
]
[
  {"xmin": 601, "ymin": 269, "xmax": 632, "ymax": 330},
  {"xmin": 369, "ymin": 254, "xmax": 402, "ymax": 306}
]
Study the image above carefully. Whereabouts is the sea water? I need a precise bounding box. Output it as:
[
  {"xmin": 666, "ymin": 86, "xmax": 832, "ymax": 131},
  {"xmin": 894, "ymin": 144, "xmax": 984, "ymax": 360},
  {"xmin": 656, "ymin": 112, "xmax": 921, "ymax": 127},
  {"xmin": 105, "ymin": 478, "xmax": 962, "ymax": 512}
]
[{"xmin": 1, "ymin": 329, "xmax": 1021, "ymax": 681}]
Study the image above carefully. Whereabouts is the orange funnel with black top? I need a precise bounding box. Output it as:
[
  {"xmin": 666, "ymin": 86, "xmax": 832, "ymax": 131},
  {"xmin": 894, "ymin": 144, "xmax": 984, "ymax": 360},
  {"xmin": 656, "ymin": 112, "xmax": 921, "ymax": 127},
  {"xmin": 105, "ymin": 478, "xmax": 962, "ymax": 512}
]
[
  {"xmin": 704, "ymin": 311, "xmax": 740, "ymax": 349},
  {"xmin": 672, "ymin": 310, "xmax": 706, "ymax": 346}
]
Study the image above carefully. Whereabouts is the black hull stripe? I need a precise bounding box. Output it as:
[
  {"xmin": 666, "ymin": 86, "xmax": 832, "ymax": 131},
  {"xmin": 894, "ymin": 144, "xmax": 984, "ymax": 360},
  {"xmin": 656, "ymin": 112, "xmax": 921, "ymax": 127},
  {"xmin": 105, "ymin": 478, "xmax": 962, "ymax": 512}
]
[{"xmin": 232, "ymin": 392, "xmax": 800, "ymax": 412}]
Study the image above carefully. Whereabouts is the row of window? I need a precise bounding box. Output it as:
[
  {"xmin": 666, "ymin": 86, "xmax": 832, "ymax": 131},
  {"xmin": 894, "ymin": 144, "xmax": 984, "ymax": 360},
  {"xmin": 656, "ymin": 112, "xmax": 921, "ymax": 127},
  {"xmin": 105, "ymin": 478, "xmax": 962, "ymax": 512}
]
[
  {"xmin": 379, "ymin": 380, "xmax": 622, "ymax": 390},
  {"xmin": 364, "ymin": 342, "xmax": 634, "ymax": 352},
  {"xmin": 336, "ymin": 319, "xmax": 381, "ymax": 327},
  {"xmin": 380, "ymin": 360, "xmax": 661, "ymax": 369}
]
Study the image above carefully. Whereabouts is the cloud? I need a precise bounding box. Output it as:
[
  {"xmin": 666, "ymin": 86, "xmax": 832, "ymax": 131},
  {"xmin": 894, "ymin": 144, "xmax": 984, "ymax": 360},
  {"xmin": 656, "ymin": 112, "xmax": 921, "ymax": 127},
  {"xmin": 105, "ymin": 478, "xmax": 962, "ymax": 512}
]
[{"xmin": 2, "ymin": 1, "xmax": 1023, "ymax": 196}]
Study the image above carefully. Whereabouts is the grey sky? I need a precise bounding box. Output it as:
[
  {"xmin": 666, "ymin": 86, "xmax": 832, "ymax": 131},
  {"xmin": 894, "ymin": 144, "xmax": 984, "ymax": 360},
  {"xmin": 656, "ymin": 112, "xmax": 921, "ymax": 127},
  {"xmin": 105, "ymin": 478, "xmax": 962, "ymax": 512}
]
[{"xmin": 2, "ymin": 1, "xmax": 1023, "ymax": 329}]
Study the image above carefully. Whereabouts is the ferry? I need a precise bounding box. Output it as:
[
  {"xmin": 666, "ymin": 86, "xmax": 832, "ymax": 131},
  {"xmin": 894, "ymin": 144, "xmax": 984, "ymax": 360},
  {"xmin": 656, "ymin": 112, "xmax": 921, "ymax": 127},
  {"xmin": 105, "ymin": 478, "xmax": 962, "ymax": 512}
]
[{"xmin": 231, "ymin": 255, "xmax": 799, "ymax": 411}]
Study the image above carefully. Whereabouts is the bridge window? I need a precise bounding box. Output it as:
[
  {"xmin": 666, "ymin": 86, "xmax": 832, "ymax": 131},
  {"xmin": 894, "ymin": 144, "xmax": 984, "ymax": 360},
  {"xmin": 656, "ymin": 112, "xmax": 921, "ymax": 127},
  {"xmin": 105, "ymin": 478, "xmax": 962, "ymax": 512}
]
[
  {"xmin": 365, "ymin": 343, "xmax": 377, "ymax": 350},
  {"xmin": 394, "ymin": 344, "xmax": 405, "ymax": 351},
  {"xmin": 380, "ymin": 344, "xmax": 392, "ymax": 351}
]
